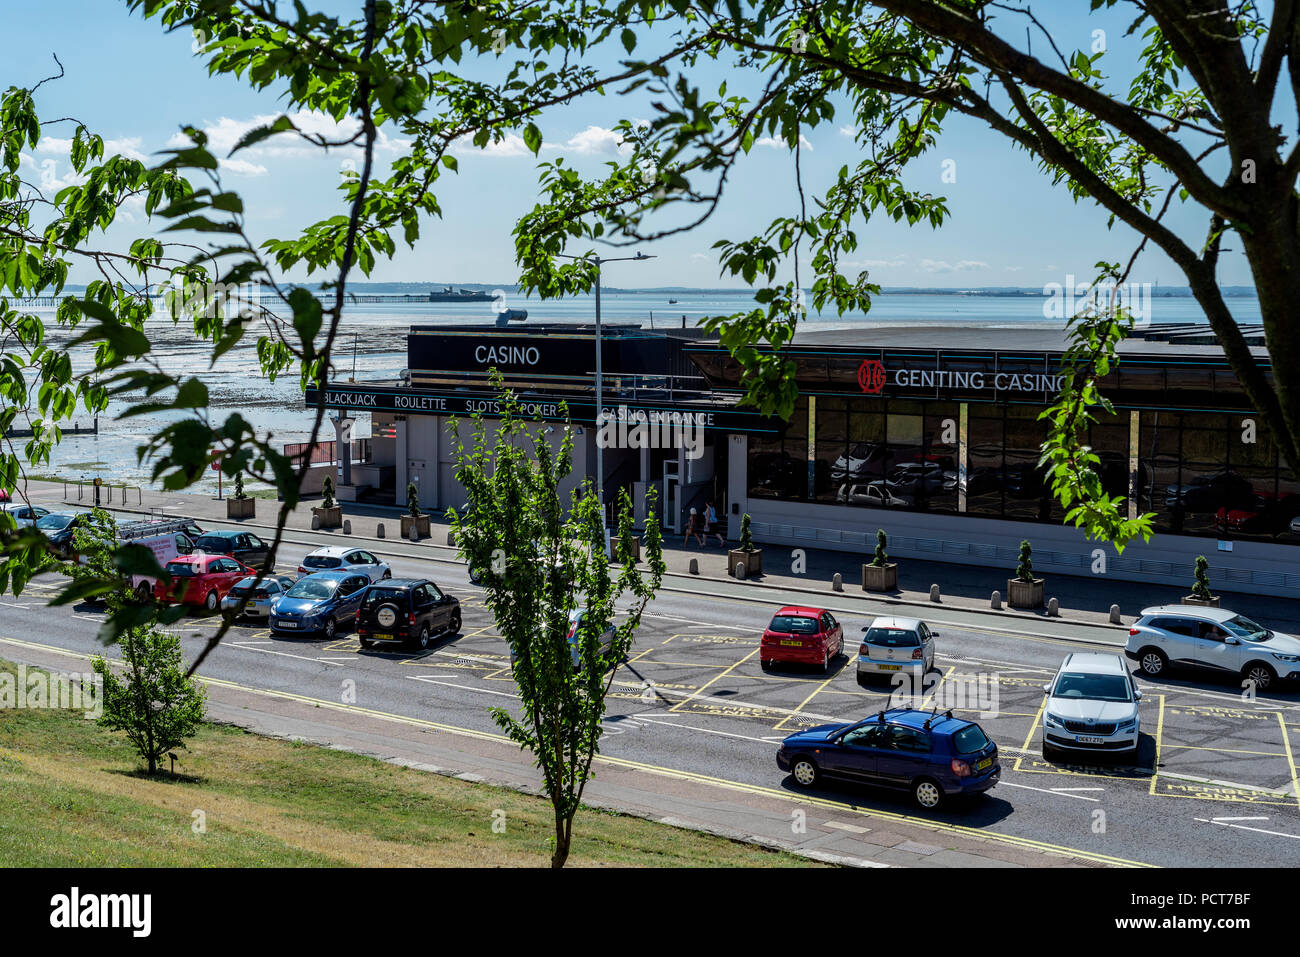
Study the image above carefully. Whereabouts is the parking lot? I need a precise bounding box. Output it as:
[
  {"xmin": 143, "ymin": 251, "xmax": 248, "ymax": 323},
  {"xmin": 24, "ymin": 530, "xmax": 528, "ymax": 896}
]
[{"xmin": 160, "ymin": 578, "xmax": 1300, "ymax": 816}]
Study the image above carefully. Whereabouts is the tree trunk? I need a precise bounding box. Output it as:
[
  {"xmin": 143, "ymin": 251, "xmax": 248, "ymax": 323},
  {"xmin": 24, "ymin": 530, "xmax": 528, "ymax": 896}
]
[{"xmin": 551, "ymin": 805, "xmax": 571, "ymax": 868}]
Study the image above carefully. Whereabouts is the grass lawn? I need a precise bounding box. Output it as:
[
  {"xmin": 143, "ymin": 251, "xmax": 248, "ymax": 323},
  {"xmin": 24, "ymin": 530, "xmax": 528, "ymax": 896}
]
[{"xmin": 0, "ymin": 660, "xmax": 822, "ymax": 867}]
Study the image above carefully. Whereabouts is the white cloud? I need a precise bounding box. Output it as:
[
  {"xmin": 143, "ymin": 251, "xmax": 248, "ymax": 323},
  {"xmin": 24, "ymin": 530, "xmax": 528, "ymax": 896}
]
[
  {"xmin": 558, "ymin": 125, "xmax": 632, "ymax": 156},
  {"xmin": 19, "ymin": 153, "xmax": 85, "ymax": 193},
  {"xmin": 690, "ymin": 252, "xmax": 712, "ymax": 262},
  {"xmin": 1003, "ymin": 265, "xmax": 1024, "ymax": 272},
  {"xmin": 449, "ymin": 132, "xmax": 532, "ymax": 158},
  {"xmin": 38, "ymin": 136, "xmax": 149, "ymax": 163},
  {"xmin": 920, "ymin": 258, "xmax": 989, "ymax": 273},
  {"xmin": 219, "ymin": 157, "xmax": 268, "ymax": 177},
  {"xmin": 168, "ymin": 111, "xmax": 409, "ymax": 160},
  {"xmin": 754, "ymin": 134, "xmax": 813, "ymax": 151},
  {"xmin": 839, "ymin": 125, "xmax": 857, "ymax": 138}
]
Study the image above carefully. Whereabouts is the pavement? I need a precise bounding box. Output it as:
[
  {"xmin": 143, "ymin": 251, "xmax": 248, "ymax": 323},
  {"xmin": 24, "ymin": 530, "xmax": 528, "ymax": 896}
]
[{"xmin": 8, "ymin": 478, "xmax": 1300, "ymax": 867}]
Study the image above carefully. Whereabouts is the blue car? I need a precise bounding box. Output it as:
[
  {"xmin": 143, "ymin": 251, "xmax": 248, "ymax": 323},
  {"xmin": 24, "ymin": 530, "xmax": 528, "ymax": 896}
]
[
  {"xmin": 269, "ymin": 570, "xmax": 371, "ymax": 639},
  {"xmin": 776, "ymin": 708, "xmax": 1000, "ymax": 810}
]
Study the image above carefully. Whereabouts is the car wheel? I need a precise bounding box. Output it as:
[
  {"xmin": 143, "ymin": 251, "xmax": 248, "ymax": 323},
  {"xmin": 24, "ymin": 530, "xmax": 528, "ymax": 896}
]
[
  {"xmin": 1243, "ymin": 661, "xmax": 1276, "ymax": 693},
  {"xmin": 204, "ymin": 590, "xmax": 219, "ymax": 613},
  {"xmin": 1138, "ymin": 647, "xmax": 1167, "ymax": 678},
  {"xmin": 791, "ymin": 757, "xmax": 819, "ymax": 788},
  {"xmin": 1041, "ymin": 740, "xmax": 1057, "ymax": 762},
  {"xmin": 413, "ymin": 626, "xmax": 431, "ymax": 650},
  {"xmin": 135, "ymin": 582, "xmax": 152, "ymax": 603},
  {"xmin": 322, "ymin": 617, "xmax": 337, "ymax": 640},
  {"xmin": 822, "ymin": 649, "xmax": 830, "ymax": 673},
  {"xmin": 358, "ymin": 636, "xmax": 374, "ymax": 649},
  {"xmin": 912, "ymin": 777, "xmax": 943, "ymax": 810},
  {"xmin": 760, "ymin": 658, "xmax": 772, "ymax": 672},
  {"xmin": 382, "ymin": 569, "xmax": 392, "ymax": 580},
  {"xmin": 448, "ymin": 611, "xmax": 461, "ymax": 634}
]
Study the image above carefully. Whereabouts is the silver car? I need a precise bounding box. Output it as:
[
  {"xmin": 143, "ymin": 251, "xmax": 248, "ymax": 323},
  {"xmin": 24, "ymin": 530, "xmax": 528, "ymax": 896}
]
[
  {"xmin": 0, "ymin": 503, "xmax": 51, "ymax": 529},
  {"xmin": 856, "ymin": 616, "xmax": 936, "ymax": 685},
  {"xmin": 509, "ymin": 609, "xmax": 617, "ymax": 670},
  {"xmin": 1041, "ymin": 653, "xmax": 1141, "ymax": 761},
  {"xmin": 1126, "ymin": 604, "xmax": 1300, "ymax": 692},
  {"xmin": 221, "ymin": 575, "xmax": 299, "ymax": 621}
]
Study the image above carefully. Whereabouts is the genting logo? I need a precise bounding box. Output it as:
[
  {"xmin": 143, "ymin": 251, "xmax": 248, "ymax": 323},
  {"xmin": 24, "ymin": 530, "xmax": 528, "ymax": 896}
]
[{"xmin": 857, "ymin": 359, "xmax": 886, "ymax": 395}]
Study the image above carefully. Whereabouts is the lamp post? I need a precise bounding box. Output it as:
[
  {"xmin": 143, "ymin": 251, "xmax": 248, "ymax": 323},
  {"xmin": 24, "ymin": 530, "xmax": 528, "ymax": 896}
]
[{"xmin": 556, "ymin": 250, "xmax": 656, "ymax": 545}]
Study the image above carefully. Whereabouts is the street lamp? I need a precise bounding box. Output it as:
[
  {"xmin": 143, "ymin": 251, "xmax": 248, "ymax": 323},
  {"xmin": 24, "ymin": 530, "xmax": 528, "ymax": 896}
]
[{"xmin": 556, "ymin": 250, "xmax": 656, "ymax": 543}]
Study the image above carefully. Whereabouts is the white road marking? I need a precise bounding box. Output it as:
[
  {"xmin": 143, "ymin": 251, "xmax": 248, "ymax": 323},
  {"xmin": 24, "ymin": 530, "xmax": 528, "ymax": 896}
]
[
  {"xmin": 407, "ymin": 676, "xmax": 519, "ymax": 699},
  {"xmin": 1000, "ymin": 781, "xmax": 1101, "ymax": 802},
  {"xmin": 1195, "ymin": 818, "xmax": 1300, "ymax": 840},
  {"xmin": 629, "ymin": 715, "xmax": 772, "ymax": 745},
  {"xmin": 228, "ymin": 642, "xmax": 345, "ymax": 666}
]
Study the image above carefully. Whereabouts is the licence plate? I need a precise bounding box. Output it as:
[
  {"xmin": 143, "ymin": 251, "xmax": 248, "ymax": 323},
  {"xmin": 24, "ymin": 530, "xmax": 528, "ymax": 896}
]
[
  {"xmin": 374, "ymin": 633, "xmax": 393, "ymax": 641},
  {"xmin": 780, "ymin": 640, "xmax": 801, "ymax": 647},
  {"xmin": 976, "ymin": 757, "xmax": 993, "ymax": 771},
  {"xmin": 277, "ymin": 621, "xmax": 297, "ymax": 629},
  {"xmin": 1075, "ymin": 735, "xmax": 1105, "ymax": 745},
  {"xmin": 877, "ymin": 663, "xmax": 900, "ymax": 671}
]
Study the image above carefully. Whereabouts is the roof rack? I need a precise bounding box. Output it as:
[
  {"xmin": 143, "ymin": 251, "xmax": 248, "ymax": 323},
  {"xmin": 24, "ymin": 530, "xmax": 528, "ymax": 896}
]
[{"xmin": 116, "ymin": 518, "xmax": 196, "ymax": 541}]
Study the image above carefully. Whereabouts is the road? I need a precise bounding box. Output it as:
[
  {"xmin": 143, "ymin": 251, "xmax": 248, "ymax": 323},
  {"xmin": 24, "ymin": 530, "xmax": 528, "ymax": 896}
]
[{"xmin": 4, "ymin": 516, "xmax": 1299, "ymax": 867}]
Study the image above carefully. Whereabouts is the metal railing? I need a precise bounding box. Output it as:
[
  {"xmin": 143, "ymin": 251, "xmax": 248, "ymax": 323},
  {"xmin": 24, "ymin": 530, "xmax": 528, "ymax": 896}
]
[{"xmin": 64, "ymin": 478, "xmax": 142, "ymax": 507}]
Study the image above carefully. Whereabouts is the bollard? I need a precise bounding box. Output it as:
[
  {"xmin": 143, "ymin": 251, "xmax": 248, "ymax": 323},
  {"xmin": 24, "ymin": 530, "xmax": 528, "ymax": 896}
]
[
  {"xmin": 343, "ymin": 519, "xmax": 352, "ymax": 535},
  {"xmin": 990, "ymin": 590, "xmax": 1002, "ymax": 610},
  {"xmin": 377, "ymin": 523, "xmax": 385, "ymax": 538},
  {"xmin": 311, "ymin": 515, "xmax": 320, "ymax": 531},
  {"xmin": 929, "ymin": 584, "xmax": 940, "ymax": 603},
  {"xmin": 409, "ymin": 524, "xmax": 419, "ymax": 542},
  {"xmin": 447, "ymin": 530, "xmax": 456, "ymax": 548},
  {"xmin": 1047, "ymin": 597, "xmax": 1059, "ymax": 617},
  {"xmin": 832, "ymin": 572, "xmax": 843, "ymax": 592},
  {"xmin": 1109, "ymin": 604, "xmax": 1122, "ymax": 624},
  {"xmin": 688, "ymin": 557, "xmax": 699, "ymax": 575},
  {"xmin": 735, "ymin": 561, "xmax": 747, "ymax": 580}
]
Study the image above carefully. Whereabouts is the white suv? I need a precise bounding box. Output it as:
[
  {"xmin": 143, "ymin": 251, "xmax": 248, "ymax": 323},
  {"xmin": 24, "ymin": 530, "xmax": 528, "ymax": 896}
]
[
  {"xmin": 1126, "ymin": 605, "xmax": 1300, "ymax": 692},
  {"xmin": 1041, "ymin": 653, "xmax": 1142, "ymax": 762}
]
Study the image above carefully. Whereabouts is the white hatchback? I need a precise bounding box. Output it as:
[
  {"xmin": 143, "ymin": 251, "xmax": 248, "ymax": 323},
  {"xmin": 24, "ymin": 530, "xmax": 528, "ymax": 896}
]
[
  {"xmin": 1041, "ymin": 652, "xmax": 1142, "ymax": 762},
  {"xmin": 297, "ymin": 545, "xmax": 392, "ymax": 582}
]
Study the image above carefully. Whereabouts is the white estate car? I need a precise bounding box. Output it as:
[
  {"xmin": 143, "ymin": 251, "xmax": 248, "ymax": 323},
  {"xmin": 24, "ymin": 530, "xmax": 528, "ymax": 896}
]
[
  {"xmin": 296, "ymin": 545, "xmax": 392, "ymax": 582},
  {"xmin": 856, "ymin": 616, "xmax": 937, "ymax": 686},
  {"xmin": 1041, "ymin": 652, "xmax": 1142, "ymax": 762},
  {"xmin": 1125, "ymin": 605, "xmax": 1300, "ymax": 692}
]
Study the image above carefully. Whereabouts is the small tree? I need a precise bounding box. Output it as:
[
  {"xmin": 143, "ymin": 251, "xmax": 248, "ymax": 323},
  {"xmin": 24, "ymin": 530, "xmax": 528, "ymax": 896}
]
[
  {"xmin": 1191, "ymin": 556, "xmax": 1213, "ymax": 600},
  {"xmin": 64, "ymin": 507, "xmax": 119, "ymax": 599},
  {"xmin": 407, "ymin": 481, "xmax": 422, "ymax": 518},
  {"xmin": 321, "ymin": 475, "xmax": 336, "ymax": 510},
  {"xmin": 1016, "ymin": 540, "xmax": 1035, "ymax": 583},
  {"xmin": 233, "ymin": 472, "xmax": 246, "ymax": 500},
  {"xmin": 91, "ymin": 618, "xmax": 206, "ymax": 775},
  {"xmin": 738, "ymin": 513, "xmax": 756, "ymax": 552},
  {"xmin": 872, "ymin": 529, "xmax": 888, "ymax": 567},
  {"xmin": 448, "ymin": 380, "xmax": 664, "ymax": 868}
]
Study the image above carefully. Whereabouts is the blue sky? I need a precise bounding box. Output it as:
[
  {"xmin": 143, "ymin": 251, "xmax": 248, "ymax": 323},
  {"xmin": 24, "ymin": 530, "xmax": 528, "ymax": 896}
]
[{"xmin": 4, "ymin": 1, "xmax": 1259, "ymax": 292}]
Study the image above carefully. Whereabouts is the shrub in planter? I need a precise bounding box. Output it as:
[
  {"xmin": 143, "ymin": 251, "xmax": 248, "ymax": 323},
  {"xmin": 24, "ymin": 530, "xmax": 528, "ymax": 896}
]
[
  {"xmin": 1007, "ymin": 539, "xmax": 1044, "ymax": 608},
  {"xmin": 400, "ymin": 481, "xmax": 431, "ymax": 539},
  {"xmin": 226, "ymin": 473, "xmax": 256, "ymax": 519},
  {"xmin": 313, "ymin": 475, "xmax": 343, "ymax": 529},
  {"xmin": 611, "ymin": 535, "xmax": 641, "ymax": 563},
  {"xmin": 1183, "ymin": 555, "xmax": 1220, "ymax": 606},
  {"xmin": 727, "ymin": 513, "xmax": 762, "ymax": 577},
  {"xmin": 861, "ymin": 529, "xmax": 897, "ymax": 591}
]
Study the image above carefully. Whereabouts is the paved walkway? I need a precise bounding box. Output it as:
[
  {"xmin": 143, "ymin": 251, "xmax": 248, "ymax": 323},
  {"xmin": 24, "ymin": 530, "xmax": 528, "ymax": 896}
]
[{"xmin": 26, "ymin": 479, "xmax": 1299, "ymax": 631}]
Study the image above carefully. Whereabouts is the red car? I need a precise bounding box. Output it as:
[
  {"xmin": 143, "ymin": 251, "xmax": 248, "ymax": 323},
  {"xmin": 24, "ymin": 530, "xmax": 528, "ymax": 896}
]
[
  {"xmin": 155, "ymin": 554, "xmax": 254, "ymax": 612},
  {"xmin": 760, "ymin": 606, "xmax": 844, "ymax": 672}
]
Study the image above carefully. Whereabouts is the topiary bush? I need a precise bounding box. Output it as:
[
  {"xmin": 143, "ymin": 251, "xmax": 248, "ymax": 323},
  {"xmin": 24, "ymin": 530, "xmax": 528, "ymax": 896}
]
[
  {"xmin": 738, "ymin": 513, "xmax": 755, "ymax": 552},
  {"xmin": 1016, "ymin": 540, "xmax": 1034, "ymax": 582},
  {"xmin": 1191, "ymin": 555, "xmax": 1213, "ymax": 599},
  {"xmin": 322, "ymin": 475, "xmax": 336, "ymax": 510},
  {"xmin": 872, "ymin": 529, "xmax": 888, "ymax": 567}
]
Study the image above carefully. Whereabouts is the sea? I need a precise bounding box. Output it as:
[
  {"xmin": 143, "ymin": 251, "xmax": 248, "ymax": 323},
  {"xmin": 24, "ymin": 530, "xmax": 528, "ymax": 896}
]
[{"xmin": 19, "ymin": 289, "xmax": 1262, "ymax": 493}]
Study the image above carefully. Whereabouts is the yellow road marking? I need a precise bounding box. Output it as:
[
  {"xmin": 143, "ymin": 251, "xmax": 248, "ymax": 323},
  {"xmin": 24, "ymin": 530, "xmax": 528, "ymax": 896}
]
[
  {"xmin": 1278, "ymin": 711, "xmax": 1300, "ymax": 813},
  {"xmin": 773, "ymin": 665, "xmax": 843, "ymax": 733},
  {"xmin": 668, "ymin": 648, "xmax": 758, "ymax": 713},
  {"xmin": 1161, "ymin": 744, "xmax": 1289, "ymax": 758},
  {"xmin": 1149, "ymin": 695, "xmax": 1166, "ymax": 796}
]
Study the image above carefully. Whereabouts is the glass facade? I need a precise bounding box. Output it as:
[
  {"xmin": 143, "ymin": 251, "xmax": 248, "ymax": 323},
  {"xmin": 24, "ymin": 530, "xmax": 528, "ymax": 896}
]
[{"xmin": 747, "ymin": 399, "xmax": 1300, "ymax": 544}]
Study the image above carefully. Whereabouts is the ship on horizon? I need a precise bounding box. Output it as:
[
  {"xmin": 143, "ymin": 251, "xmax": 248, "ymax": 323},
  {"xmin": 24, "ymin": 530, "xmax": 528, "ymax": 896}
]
[{"xmin": 428, "ymin": 285, "xmax": 493, "ymax": 302}]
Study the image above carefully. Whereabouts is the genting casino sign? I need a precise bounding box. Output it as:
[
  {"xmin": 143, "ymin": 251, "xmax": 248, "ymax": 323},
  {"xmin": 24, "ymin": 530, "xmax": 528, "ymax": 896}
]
[{"xmin": 858, "ymin": 360, "xmax": 1064, "ymax": 396}]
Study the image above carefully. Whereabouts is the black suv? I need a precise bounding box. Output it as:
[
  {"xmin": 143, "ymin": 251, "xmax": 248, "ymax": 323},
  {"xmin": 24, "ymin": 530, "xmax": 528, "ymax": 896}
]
[
  {"xmin": 192, "ymin": 530, "xmax": 273, "ymax": 570},
  {"xmin": 355, "ymin": 578, "xmax": 461, "ymax": 650}
]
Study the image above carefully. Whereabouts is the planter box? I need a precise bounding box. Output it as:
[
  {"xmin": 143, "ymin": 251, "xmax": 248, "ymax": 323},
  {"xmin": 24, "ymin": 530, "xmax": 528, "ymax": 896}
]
[
  {"xmin": 1182, "ymin": 594, "xmax": 1221, "ymax": 607},
  {"xmin": 401, "ymin": 514, "xmax": 431, "ymax": 539},
  {"xmin": 611, "ymin": 535, "xmax": 641, "ymax": 563},
  {"xmin": 861, "ymin": 562, "xmax": 898, "ymax": 592},
  {"xmin": 728, "ymin": 548, "xmax": 762, "ymax": 578},
  {"xmin": 226, "ymin": 497, "xmax": 256, "ymax": 520},
  {"xmin": 1007, "ymin": 577, "xmax": 1045, "ymax": 609},
  {"xmin": 313, "ymin": 505, "xmax": 343, "ymax": 529}
]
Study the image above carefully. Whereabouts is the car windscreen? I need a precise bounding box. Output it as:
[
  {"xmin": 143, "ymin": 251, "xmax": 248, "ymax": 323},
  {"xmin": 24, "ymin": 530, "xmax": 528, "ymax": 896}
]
[
  {"xmin": 36, "ymin": 513, "xmax": 74, "ymax": 531},
  {"xmin": 863, "ymin": 627, "xmax": 919, "ymax": 647},
  {"xmin": 769, "ymin": 616, "xmax": 817, "ymax": 634},
  {"xmin": 193, "ymin": 536, "xmax": 235, "ymax": 553},
  {"xmin": 302, "ymin": 555, "xmax": 342, "ymax": 569},
  {"xmin": 286, "ymin": 579, "xmax": 338, "ymax": 600},
  {"xmin": 1223, "ymin": 615, "xmax": 1272, "ymax": 642},
  {"xmin": 1052, "ymin": 672, "xmax": 1131, "ymax": 702},
  {"xmin": 951, "ymin": 724, "xmax": 991, "ymax": 754},
  {"xmin": 362, "ymin": 587, "xmax": 406, "ymax": 608},
  {"xmin": 165, "ymin": 561, "xmax": 199, "ymax": 577}
]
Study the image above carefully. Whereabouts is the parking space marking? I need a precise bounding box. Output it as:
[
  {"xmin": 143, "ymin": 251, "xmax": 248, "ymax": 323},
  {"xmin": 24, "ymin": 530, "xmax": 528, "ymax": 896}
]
[
  {"xmin": 1194, "ymin": 817, "xmax": 1300, "ymax": 840},
  {"xmin": 228, "ymin": 641, "xmax": 346, "ymax": 666},
  {"xmin": 1000, "ymin": 781, "xmax": 1101, "ymax": 802},
  {"xmin": 1279, "ymin": 711, "xmax": 1300, "ymax": 811},
  {"xmin": 772, "ymin": 664, "xmax": 850, "ymax": 732},
  {"xmin": 1149, "ymin": 695, "xmax": 1166, "ymax": 796}
]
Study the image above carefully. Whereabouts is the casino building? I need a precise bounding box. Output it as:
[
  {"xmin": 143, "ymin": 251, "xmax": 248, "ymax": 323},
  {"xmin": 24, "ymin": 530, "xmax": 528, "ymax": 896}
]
[{"xmin": 306, "ymin": 320, "xmax": 1300, "ymax": 599}]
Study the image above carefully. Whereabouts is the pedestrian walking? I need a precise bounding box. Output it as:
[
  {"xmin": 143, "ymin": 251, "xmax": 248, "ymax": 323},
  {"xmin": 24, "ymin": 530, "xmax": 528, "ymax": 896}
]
[
  {"xmin": 705, "ymin": 500, "xmax": 725, "ymax": 546},
  {"xmin": 684, "ymin": 507, "xmax": 705, "ymax": 546}
]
